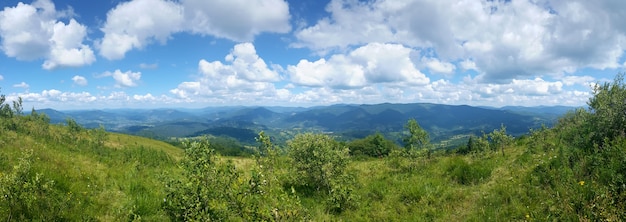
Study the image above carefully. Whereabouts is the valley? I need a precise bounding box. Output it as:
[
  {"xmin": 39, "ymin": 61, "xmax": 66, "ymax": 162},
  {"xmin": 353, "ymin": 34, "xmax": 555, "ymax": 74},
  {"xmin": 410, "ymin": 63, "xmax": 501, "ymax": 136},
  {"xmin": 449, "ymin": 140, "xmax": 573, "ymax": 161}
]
[{"xmin": 37, "ymin": 103, "xmax": 574, "ymax": 148}]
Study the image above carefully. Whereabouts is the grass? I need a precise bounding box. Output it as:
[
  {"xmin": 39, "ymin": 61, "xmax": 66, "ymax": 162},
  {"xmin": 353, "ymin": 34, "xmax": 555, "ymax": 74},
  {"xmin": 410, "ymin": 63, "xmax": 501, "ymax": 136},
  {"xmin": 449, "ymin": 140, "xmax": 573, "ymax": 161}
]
[
  {"xmin": 2, "ymin": 114, "xmax": 625, "ymax": 221},
  {"xmin": 0, "ymin": 121, "xmax": 182, "ymax": 220},
  {"xmin": 0, "ymin": 127, "xmax": 575, "ymax": 221}
]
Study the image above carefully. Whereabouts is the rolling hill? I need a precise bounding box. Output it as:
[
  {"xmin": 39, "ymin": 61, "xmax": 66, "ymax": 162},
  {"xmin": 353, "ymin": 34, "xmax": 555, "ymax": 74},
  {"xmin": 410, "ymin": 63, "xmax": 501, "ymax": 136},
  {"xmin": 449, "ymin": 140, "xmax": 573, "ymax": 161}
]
[{"xmin": 36, "ymin": 103, "xmax": 573, "ymax": 145}]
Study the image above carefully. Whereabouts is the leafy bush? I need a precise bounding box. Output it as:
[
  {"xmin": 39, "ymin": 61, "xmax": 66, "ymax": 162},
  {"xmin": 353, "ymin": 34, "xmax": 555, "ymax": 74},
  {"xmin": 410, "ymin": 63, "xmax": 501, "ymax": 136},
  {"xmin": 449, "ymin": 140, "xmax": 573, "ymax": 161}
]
[
  {"xmin": 287, "ymin": 133, "xmax": 358, "ymax": 213},
  {"xmin": 0, "ymin": 149, "xmax": 68, "ymax": 221},
  {"xmin": 164, "ymin": 138, "xmax": 306, "ymax": 221},
  {"xmin": 348, "ymin": 132, "xmax": 397, "ymax": 157},
  {"xmin": 587, "ymin": 73, "xmax": 626, "ymax": 148},
  {"xmin": 445, "ymin": 156, "xmax": 492, "ymax": 185}
]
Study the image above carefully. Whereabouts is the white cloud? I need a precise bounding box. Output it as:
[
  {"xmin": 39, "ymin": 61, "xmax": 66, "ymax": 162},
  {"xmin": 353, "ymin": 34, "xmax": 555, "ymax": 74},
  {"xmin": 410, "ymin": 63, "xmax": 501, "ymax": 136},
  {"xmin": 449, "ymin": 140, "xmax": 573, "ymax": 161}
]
[
  {"xmin": 0, "ymin": 75, "xmax": 3, "ymax": 81},
  {"xmin": 288, "ymin": 43, "xmax": 429, "ymax": 88},
  {"xmin": 101, "ymin": 70, "xmax": 141, "ymax": 88},
  {"xmin": 98, "ymin": 0, "xmax": 184, "ymax": 60},
  {"xmin": 9, "ymin": 89, "xmax": 185, "ymax": 109},
  {"xmin": 71, "ymin": 75, "xmax": 88, "ymax": 86},
  {"xmin": 133, "ymin": 93, "xmax": 155, "ymax": 101},
  {"xmin": 139, "ymin": 63, "xmax": 158, "ymax": 69},
  {"xmin": 225, "ymin": 42, "xmax": 280, "ymax": 82},
  {"xmin": 182, "ymin": 0, "xmax": 291, "ymax": 41},
  {"xmin": 294, "ymin": 0, "xmax": 626, "ymax": 82},
  {"xmin": 98, "ymin": 0, "xmax": 291, "ymax": 59},
  {"xmin": 0, "ymin": 0, "xmax": 95, "ymax": 69},
  {"xmin": 13, "ymin": 82, "xmax": 29, "ymax": 89},
  {"xmin": 460, "ymin": 60, "xmax": 477, "ymax": 71},
  {"xmin": 422, "ymin": 57, "xmax": 456, "ymax": 74},
  {"xmin": 558, "ymin": 75, "xmax": 595, "ymax": 87},
  {"xmin": 170, "ymin": 43, "xmax": 283, "ymax": 104}
]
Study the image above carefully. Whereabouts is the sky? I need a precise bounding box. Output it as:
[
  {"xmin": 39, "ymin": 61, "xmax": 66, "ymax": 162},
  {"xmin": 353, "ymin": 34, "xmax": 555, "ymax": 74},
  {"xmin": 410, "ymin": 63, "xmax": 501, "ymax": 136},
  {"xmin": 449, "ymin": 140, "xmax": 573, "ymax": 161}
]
[{"xmin": 0, "ymin": 0, "xmax": 625, "ymax": 110}]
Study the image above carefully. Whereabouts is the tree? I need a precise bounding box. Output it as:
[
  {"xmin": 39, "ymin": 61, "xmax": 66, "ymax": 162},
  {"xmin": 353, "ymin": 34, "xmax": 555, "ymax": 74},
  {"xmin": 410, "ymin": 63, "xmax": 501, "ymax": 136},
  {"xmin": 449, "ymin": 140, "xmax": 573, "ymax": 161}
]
[
  {"xmin": 348, "ymin": 132, "xmax": 396, "ymax": 157},
  {"xmin": 0, "ymin": 87, "xmax": 12, "ymax": 118},
  {"xmin": 12, "ymin": 97, "xmax": 23, "ymax": 116},
  {"xmin": 287, "ymin": 133, "xmax": 357, "ymax": 213},
  {"xmin": 402, "ymin": 118, "xmax": 430, "ymax": 150},
  {"xmin": 66, "ymin": 118, "xmax": 83, "ymax": 134},
  {"xmin": 490, "ymin": 124, "xmax": 512, "ymax": 156},
  {"xmin": 90, "ymin": 125, "xmax": 108, "ymax": 148},
  {"xmin": 164, "ymin": 138, "xmax": 306, "ymax": 221},
  {"xmin": 587, "ymin": 72, "xmax": 626, "ymax": 148}
]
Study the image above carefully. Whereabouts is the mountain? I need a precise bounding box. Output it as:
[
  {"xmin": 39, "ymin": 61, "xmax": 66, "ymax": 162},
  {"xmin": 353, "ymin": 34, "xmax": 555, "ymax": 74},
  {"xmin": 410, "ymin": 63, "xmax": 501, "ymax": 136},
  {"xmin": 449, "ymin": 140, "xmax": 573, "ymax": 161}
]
[
  {"xmin": 35, "ymin": 108, "xmax": 70, "ymax": 123},
  {"xmin": 33, "ymin": 103, "xmax": 572, "ymax": 145}
]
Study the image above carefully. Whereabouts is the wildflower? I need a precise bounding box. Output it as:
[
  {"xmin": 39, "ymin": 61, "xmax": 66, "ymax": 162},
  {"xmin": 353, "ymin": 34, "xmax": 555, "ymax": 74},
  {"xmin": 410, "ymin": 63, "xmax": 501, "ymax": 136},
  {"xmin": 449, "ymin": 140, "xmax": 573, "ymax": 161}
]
[
  {"xmin": 526, "ymin": 214, "xmax": 530, "ymax": 219},
  {"xmin": 578, "ymin": 181, "xmax": 585, "ymax": 186}
]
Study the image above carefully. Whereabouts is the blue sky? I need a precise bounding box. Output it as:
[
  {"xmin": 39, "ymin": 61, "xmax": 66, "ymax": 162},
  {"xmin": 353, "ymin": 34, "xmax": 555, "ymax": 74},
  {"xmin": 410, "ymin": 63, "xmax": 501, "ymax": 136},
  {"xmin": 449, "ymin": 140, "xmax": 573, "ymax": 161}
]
[{"xmin": 0, "ymin": 0, "xmax": 624, "ymax": 110}]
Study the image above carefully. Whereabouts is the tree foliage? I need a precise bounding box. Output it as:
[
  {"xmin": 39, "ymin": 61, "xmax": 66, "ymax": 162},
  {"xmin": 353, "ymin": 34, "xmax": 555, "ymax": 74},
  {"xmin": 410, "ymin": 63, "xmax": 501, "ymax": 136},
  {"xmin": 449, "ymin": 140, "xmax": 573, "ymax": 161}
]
[
  {"xmin": 587, "ymin": 72, "xmax": 626, "ymax": 148},
  {"xmin": 348, "ymin": 132, "xmax": 397, "ymax": 157},
  {"xmin": 287, "ymin": 133, "xmax": 357, "ymax": 213},
  {"xmin": 402, "ymin": 118, "xmax": 430, "ymax": 150},
  {"xmin": 164, "ymin": 137, "xmax": 306, "ymax": 221}
]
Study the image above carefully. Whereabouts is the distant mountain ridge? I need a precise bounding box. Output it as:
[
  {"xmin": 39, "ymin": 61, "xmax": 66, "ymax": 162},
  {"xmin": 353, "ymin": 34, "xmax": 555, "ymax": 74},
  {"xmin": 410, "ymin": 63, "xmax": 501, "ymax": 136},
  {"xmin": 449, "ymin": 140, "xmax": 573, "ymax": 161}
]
[{"xmin": 35, "ymin": 103, "xmax": 575, "ymax": 145}]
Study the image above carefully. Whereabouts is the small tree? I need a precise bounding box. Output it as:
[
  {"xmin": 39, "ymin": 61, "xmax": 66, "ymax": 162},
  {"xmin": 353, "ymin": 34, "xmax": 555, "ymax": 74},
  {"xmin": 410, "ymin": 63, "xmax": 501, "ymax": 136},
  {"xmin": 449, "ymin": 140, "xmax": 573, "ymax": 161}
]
[
  {"xmin": 12, "ymin": 97, "xmax": 23, "ymax": 116},
  {"xmin": 490, "ymin": 124, "xmax": 512, "ymax": 156},
  {"xmin": 348, "ymin": 132, "xmax": 396, "ymax": 157},
  {"xmin": 402, "ymin": 118, "xmax": 430, "ymax": 150},
  {"xmin": 0, "ymin": 88, "xmax": 13, "ymax": 118},
  {"xmin": 287, "ymin": 133, "xmax": 357, "ymax": 213},
  {"xmin": 587, "ymin": 73, "xmax": 626, "ymax": 148},
  {"xmin": 90, "ymin": 125, "xmax": 108, "ymax": 148},
  {"xmin": 66, "ymin": 118, "xmax": 83, "ymax": 133},
  {"xmin": 164, "ymin": 137, "xmax": 306, "ymax": 221}
]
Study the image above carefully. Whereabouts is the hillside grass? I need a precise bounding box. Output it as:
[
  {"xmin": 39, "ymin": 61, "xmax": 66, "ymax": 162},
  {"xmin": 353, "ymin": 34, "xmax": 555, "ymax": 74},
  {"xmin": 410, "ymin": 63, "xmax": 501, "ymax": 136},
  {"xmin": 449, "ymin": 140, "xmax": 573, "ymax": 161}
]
[
  {"xmin": 0, "ymin": 118, "xmax": 183, "ymax": 220},
  {"xmin": 2, "ymin": 98, "xmax": 625, "ymax": 221}
]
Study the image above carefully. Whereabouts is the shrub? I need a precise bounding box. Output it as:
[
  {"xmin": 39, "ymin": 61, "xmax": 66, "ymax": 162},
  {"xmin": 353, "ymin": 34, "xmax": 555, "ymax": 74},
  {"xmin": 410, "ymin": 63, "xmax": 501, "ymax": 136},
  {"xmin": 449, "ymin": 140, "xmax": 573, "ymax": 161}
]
[
  {"xmin": 445, "ymin": 156, "xmax": 492, "ymax": 185},
  {"xmin": 287, "ymin": 133, "xmax": 358, "ymax": 213},
  {"xmin": 164, "ymin": 138, "xmax": 306, "ymax": 221},
  {"xmin": 0, "ymin": 149, "xmax": 67, "ymax": 221},
  {"xmin": 348, "ymin": 132, "xmax": 397, "ymax": 157}
]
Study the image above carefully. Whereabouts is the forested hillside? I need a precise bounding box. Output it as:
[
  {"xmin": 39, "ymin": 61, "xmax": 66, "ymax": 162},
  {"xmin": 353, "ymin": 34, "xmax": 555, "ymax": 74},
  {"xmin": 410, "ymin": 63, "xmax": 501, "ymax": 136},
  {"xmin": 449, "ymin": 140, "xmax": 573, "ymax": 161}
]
[
  {"xmin": 1, "ymin": 74, "xmax": 625, "ymax": 221},
  {"xmin": 37, "ymin": 102, "xmax": 565, "ymax": 146}
]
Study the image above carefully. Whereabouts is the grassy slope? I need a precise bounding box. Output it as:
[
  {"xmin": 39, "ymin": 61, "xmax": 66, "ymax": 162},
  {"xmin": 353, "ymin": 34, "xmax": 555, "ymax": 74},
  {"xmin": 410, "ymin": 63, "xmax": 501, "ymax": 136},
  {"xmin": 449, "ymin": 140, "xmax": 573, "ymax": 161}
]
[
  {"xmin": 0, "ymin": 123, "xmax": 182, "ymax": 220},
  {"xmin": 2, "ymin": 118, "xmax": 620, "ymax": 221},
  {"xmin": 331, "ymin": 146, "xmax": 529, "ymax": 221},
  {"xmin": 292, "ymin": 138, "xmax": 571, "ymax": 221}
]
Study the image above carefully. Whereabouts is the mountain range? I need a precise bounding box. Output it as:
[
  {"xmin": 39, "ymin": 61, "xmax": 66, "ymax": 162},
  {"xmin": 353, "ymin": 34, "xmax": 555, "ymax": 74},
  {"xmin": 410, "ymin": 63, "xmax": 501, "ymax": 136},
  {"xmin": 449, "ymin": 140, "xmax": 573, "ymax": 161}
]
[{"xmin": 35, "ymin": 103, "xmax": 577, "ymax": 146}]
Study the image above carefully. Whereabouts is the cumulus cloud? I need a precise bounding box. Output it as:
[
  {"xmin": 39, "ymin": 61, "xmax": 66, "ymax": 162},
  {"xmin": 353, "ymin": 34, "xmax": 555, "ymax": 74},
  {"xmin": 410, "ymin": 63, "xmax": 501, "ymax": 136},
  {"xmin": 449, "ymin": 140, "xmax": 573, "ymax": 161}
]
[
  {"xmin": 0, "ymin": 0, "xmax": 95, "ymax": 69},
  {"xmin": 101, "ymin": 70, "xmax": 142, "ymax": 88},
  {"xmin": 72, "ymin": 75, "xmax": 88, "ymax": 86},
  {"xmin": 13, "ymin": 82, "xmax": 29, "ymax": 89},
  {"xmin": 182, "ymin": 0, "xmax": 291, "ymax": 41},
  {"xmin": 288, "ymin": 43, "xmax": 429, "ymax": 88},
  {"xmin": 422, "ymin": 57, "xmax": 456, "ymax": 75},
  {"xmin": 170, "ymin": 43, "xmax": 283, "ymax": 103},
  {"xmin": 294, "ymin": 0, "xmax": 626, "ymax": 82},
  {"xmin": 98, "ymin": 0, "xmax": 291, "ymax": 59},
  {"xmin": 98, "ymin": 0, "xmax": 184, "ymax": 60}
]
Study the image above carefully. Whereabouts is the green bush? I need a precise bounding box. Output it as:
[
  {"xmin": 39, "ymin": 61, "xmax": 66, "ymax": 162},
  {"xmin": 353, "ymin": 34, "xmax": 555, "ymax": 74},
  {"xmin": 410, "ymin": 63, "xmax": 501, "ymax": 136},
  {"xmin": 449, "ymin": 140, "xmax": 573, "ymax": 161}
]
[
  {"xmin": 0, "ymin": 149, "xmax": 68, "ymax": 221},
  {"xmin": 287, "ymin": 133, "xmax": 358, "ymax": 213},
  {"xmin": 164, "ymin": 138, "xmax": 306, "ymax": 221},
  {"xmin": 445, "ymin": 156, "xmax": 492, "ymax": 185},
  {"xmin": 348, "ymin": 133, "xmax": 397, "ymax": 157}
]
